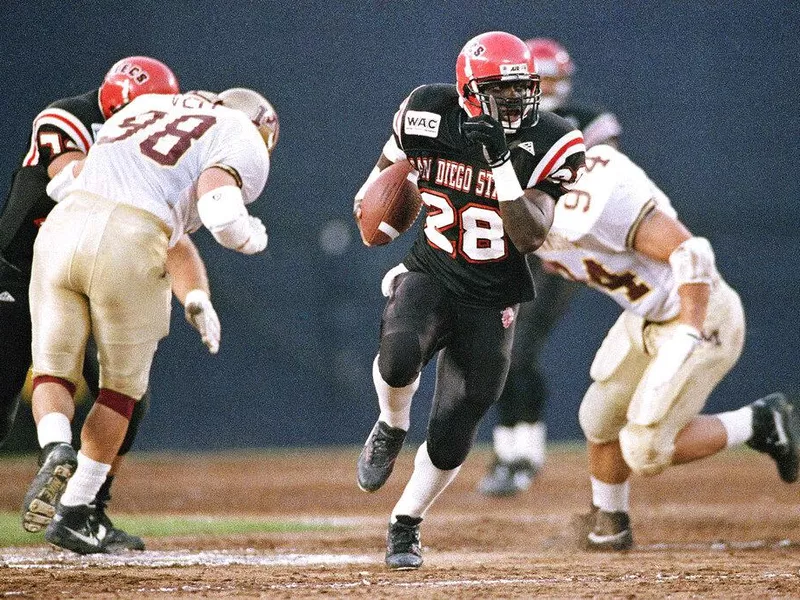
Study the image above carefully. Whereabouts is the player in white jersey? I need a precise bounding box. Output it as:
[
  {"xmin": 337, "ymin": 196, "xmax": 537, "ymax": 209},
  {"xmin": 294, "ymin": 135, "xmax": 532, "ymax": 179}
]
[
  {"xmin": 536, "ymin": 145, "xmax": 799, "ymax": 550},
  {"xmin": 27, "ymin": 88, "xmax": 279, "ymax": 554}
]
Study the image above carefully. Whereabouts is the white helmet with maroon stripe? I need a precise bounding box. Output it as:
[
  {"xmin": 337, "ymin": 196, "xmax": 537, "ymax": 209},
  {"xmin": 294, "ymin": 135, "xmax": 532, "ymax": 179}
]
[
  {"xmin": 218, "ymin": 88, "xmax": 279, "ymax": 154},
  {"xmin": 98, "ymin": 56, "xmax": 180, "ymax": 119}
]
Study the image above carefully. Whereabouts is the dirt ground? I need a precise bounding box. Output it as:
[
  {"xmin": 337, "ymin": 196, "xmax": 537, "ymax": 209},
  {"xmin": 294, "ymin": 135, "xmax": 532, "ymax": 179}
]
[{"xmin": 1, "ymin": 445, "xmax": 799, "ymax": 599}]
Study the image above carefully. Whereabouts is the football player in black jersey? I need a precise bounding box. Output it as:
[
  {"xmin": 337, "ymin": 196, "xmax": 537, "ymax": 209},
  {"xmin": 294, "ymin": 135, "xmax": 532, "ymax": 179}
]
[
  {"xmin": 478, "ymin": 38, "xmax": 624, "ymax": 497},
  {"xmin": 353, "ymin": 31, "xmax": 586, "ymax": 570},
  {"xmin": 0, "ymin": 56, "xmax": 216, "ymax": 552}
]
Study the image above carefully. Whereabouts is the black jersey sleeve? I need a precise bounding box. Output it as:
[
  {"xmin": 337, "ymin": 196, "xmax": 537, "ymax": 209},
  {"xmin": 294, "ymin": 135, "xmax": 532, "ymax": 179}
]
[
  {"xmin": 21, "ymin": 90, "xmax": 101, "ymax": 169},
  {"xmin": 391, "ymin": 84, "xmax": 465, "ymax": 155},
  {"xmin": 509, "ymin": 111, "xmax": 586, "ymax": 201}
]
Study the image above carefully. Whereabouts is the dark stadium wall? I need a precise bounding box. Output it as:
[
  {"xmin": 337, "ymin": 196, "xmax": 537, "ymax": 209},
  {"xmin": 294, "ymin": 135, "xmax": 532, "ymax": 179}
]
[{"xmin": 2, "ymin": 1, "xmax": 798, "ymax": 450}]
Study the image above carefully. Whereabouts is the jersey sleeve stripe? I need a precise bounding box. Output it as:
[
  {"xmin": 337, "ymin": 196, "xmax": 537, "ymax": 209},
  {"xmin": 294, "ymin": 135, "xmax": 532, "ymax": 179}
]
[
  {"xmin": 625, "ymin": 198, "xmax": 657, "ymax": 249},
  {"xmin": 526, "ymin": 130, "xmax": 585, "ymax": 187},
  {"xmin": 22, "ymin": 109, "xmax": 93, "ymax": 166}
]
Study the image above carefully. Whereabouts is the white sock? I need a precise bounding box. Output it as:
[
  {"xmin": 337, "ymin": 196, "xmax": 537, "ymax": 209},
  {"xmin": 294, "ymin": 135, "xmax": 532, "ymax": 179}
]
[
  {"xmin": 391, "ymin": 442, "xmax": 460, "ymax": 520},
  {"xmin": 374, "ymin": 354, "xmax": 419, "ymax": 431},
  {"xmin": 591, "ymin": 476, "xmax": 630, "ymax": 513},
  {"xmin": 492, "ymin": 426, "xmax": 516, "ymax": 462},
  {"xmin": 514, "ymin": 421, "xmax": 546, "ymax": 466},
  {"xmin": 60, "ymin": 452, "xmax": 111, "ymax": 507},
  {"xmin": 37, "ymin": 412, "xmax": 72, "ymax": 448},
  {"xmin": 716, "ymin": 405, "xmax": 754, "ymax": 448}
]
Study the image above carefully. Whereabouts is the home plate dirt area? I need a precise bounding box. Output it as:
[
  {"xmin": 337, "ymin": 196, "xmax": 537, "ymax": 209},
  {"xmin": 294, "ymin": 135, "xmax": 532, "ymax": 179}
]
[{"xmin": 1, "ymin": 446, "xmax": 799, "ymax": 598}]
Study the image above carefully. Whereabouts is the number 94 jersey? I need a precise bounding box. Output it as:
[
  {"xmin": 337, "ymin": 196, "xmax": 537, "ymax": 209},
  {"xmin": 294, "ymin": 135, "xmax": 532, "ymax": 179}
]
[
  {"xmin": 386, "ymin": 84, "xmax": 585, "ymax": 308},
  {"xmin": 72, "ymin": 93, "xmax": 269, "ymax": 246},
  {"xmin": 536, "ymin": 145, "xmax": 687, "ymax": 322}
]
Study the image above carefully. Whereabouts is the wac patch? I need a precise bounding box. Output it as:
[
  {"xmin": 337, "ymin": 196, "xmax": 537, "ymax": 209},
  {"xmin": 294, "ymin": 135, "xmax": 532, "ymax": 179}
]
[{"xmin": 404, "ymin": 110, "xmax": 441, "ymax": 138}]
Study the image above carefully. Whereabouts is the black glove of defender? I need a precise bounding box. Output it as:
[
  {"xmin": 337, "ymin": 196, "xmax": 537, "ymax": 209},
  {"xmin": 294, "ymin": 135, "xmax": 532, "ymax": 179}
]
[{"xmin": 462, "ymin": 113, "xmax": 510, "ymax": 168}]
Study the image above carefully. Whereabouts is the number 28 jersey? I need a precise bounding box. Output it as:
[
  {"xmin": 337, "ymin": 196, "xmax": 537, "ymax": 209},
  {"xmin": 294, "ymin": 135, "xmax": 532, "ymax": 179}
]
[
  {"xmin": 536, "ymin": 145, "xmax": 700, "ymax": 322},
  {"xmin": 72, "ymin": 93, "xmax": 269, "ymax": 246},
  {"xmin": 384, "ymin": 84, "xmax": 585, "ymax": 308}
]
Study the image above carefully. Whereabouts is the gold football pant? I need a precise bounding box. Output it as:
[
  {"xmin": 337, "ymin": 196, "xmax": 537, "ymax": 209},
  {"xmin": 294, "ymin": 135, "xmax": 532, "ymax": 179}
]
[
  {"xmin": 30, "ymin": 192, "xmax": 171, "ymax": 400},
  {"xmin": 578, "ymin": 279, "xmax": 745, "ymax": 475}
]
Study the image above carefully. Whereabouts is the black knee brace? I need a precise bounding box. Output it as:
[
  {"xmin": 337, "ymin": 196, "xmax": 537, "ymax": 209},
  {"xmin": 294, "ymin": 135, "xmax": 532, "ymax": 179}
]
[{"xmin": 117, "ymin": 389, "xmax": 150, "ymax": 456}]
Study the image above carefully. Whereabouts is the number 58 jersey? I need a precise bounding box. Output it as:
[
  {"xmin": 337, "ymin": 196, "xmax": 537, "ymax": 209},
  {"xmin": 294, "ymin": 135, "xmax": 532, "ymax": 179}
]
[
  {"xmin": 536, "ymin": 144, "xmax": 693, "ymax": 322},
  {"xmin": 72, "ymin": 93, "xmax": 270, "ymax": 245}
]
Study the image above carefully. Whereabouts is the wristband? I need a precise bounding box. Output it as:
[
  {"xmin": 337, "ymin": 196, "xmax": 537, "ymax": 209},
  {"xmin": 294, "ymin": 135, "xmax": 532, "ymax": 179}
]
[{"xmin": 492, "ymin": 160, "xmax": 524, "ymax": 202}]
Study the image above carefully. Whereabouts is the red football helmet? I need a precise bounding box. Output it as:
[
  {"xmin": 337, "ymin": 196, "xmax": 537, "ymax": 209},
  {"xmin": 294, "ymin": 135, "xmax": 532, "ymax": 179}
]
[
  {"xmin": 525, "ymin": 38, "xmax": 574, "ymax": 112},
  {"xmin": 456, "ymin": 31, "xmax": 541, "ymax": 130},
  {"xmin": 98, "ymin": 56, "xmax": 180, "ymax": 119}
]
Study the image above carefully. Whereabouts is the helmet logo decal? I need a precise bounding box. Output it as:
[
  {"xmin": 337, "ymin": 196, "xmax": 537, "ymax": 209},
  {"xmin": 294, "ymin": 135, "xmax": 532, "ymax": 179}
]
[
  {"xmin": 467, "ymin": 41, "xmax": 486, "ymax": 57},
  {"xmin": 109, "ymin": 62, "xmax": 152, "ymax": 84}
]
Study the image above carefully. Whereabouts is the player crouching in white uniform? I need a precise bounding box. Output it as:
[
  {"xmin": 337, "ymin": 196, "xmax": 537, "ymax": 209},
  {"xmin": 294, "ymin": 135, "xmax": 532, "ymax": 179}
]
[
  {"xmin": 28, "ymin": 88, "xmax": 278, "ymax": 554},
  {"xmin": 535, "ymin": 145, "xmax": 800, "ymax": 550}
]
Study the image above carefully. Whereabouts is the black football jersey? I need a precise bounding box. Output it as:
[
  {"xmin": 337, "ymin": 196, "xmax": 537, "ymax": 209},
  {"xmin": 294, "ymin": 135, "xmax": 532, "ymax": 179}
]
[
  {"xmin": 388, "ymin": 84, "xmax": 585, "ymax": 308},
  {"xmin": 553, "ymin": 101, "xmax": 621, "ymax": 149},
  {"xmin": 0, "ymin": 89, "xmax": 103, "ymax": 274}
]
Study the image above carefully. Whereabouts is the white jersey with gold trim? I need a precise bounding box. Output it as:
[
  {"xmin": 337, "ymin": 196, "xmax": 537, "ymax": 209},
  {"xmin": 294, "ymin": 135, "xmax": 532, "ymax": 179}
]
[
  {"xmin": 536, "ymin": 145, "xmax": 684, "ymax": 322},
  {"xmin": 71, "ymin": 93, "xmax": 269, "ymax": 246}
]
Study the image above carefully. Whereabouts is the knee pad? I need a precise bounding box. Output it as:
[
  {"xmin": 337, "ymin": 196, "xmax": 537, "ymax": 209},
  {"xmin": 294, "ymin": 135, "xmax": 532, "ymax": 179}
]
[
  {"xmin": 378, "ymin": 332, "xmax": 422, "ymax": 387},
  {"xmin": 619, "ymin": 423, "xmax": 673, "ymax": 477}
]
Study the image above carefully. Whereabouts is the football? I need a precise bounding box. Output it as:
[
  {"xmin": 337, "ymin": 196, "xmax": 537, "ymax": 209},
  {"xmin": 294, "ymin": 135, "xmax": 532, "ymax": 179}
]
[{"xmin": 358, "ymin": 160, "xmax": 423, "ymax": 246}]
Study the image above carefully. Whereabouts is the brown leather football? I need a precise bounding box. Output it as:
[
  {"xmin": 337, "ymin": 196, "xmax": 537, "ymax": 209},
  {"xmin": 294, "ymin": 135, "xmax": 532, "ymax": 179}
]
[{"xmin": 359, "ymin": 160, "xmax": 422, "ymax": 246}]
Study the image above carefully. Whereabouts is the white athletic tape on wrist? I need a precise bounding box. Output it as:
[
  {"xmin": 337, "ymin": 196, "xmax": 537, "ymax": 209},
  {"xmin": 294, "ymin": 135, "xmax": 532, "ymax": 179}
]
[
  {"xmin": 492, "ymin": 160, "xmax": 524, "ymax": 202},
  {"xmin": 669, "ymin": 237, "xmax": 716, "ymax": 285}
]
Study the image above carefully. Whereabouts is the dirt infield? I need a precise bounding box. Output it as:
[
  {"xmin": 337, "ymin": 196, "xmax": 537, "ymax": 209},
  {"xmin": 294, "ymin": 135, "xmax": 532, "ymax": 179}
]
[{"xmin": 1, "ymin": 445, "xmax": 799, "ymax": 598}]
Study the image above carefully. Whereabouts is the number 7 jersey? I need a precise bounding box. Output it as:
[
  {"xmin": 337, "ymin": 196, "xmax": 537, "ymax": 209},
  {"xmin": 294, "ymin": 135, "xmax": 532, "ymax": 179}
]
[
  {"xmin": 71, "ymin": 93, "xmax": 270, "ymax": 246},
  {"xmin": 536, "ymin": 144, "xmax": 686, "ymax": 322}
]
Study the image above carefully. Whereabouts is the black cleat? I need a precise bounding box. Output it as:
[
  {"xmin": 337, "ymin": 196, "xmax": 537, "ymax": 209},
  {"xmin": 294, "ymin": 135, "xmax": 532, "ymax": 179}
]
[
  {"xmin": 746, "ymin": 392, "xmax": 800, "ymax": 483},
  {"xmin": 477, "ymin": 457, "xmax": 538, "ymax": 497},
  {"xmin": 385, "ymin": 515, "xmax": 423, "ymax": 570},
  {"xmin": 576, "ymin": 504, "xmax": 634, "ymax": 551},
  {"xmin": 95, "ymin": 502, "xmax": 145, "ymax": 552},
  {"xmin": 44, "ymin": 503, "xmax": 106, "ymax": 555},
  {"xmin": 357, "ymin": 421, "xmax": 406, "ymax": 492},
  {"xmin": 21, "ymin": 442, "xmax": 77, "ymax": 533}
]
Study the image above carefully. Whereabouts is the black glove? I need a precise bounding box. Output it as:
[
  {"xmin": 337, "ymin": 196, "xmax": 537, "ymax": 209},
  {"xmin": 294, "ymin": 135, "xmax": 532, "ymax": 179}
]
[{"xmin": 462, "ymin": 113, "xmax": 510, "ymax": 168}]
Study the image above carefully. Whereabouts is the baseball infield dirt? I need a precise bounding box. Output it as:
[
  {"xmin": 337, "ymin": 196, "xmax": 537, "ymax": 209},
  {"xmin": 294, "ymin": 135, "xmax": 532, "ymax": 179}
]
[{"xmin": 1, "ymin": 445, "xmax": 799, "ymax": 598}]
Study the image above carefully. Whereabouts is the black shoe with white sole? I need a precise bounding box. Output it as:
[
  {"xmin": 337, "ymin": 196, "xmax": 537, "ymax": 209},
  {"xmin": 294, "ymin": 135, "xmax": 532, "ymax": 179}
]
[
  {"xmin": 45, "ymin": 503, "xmax": 106, "ymax": 555},
  {"xmin": 746, "ymin": 392, "xmax": 800, "ymax": 483},
  {"xmin": 21, "ymin": 442, "xmax": 77, "ymax": 533},
  {"xmin": 385, "ymin": 515, "xmax": 423, "ymax": 570}
]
